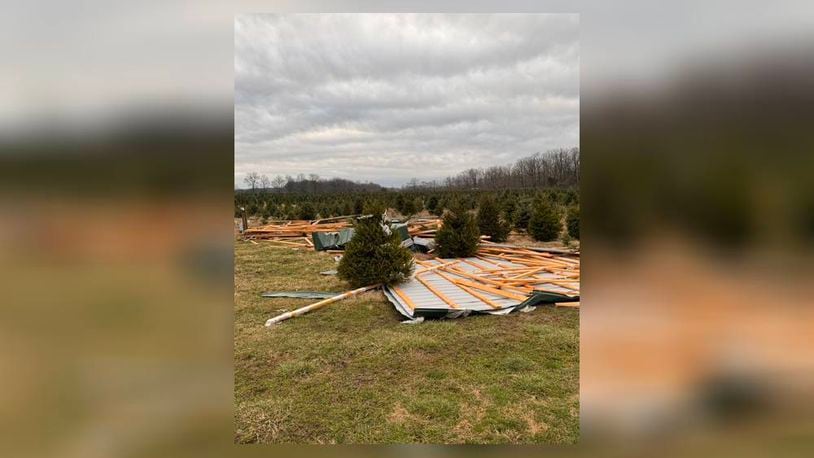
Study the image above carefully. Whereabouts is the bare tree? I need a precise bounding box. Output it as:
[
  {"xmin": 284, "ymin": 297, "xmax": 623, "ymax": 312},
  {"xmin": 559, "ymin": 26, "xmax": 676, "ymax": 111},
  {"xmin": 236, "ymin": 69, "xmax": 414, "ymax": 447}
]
[
  {"xmin": 243, "ymin": 171, "xmax": 261, "ymax": 191},
  {"xmin": 238, "ymin": 147, "xmax": 579, "ymax": 195},
  {"xmin": 260, "ymin": 174, "xmax": 270, "ymax": 190},
  {"xmin": 422, "ymin": 147, "xmax": 579, "ymax": 190}
]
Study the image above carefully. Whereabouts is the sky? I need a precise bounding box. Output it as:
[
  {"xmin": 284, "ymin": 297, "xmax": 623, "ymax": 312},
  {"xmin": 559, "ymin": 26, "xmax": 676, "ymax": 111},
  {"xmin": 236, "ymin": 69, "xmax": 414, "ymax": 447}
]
[{"xmin": 234, "ymin": 13, "xmax": 579, "ymax": 188}]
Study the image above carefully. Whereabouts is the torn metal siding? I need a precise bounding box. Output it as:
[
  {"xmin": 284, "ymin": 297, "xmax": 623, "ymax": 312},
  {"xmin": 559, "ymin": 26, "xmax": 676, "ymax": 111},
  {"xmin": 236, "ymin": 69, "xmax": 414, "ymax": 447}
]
[
  {"xmin": 383, "ymin": 252, "xmax": 580, "ymax": 320},
  {"xmin": 384, "ymin": 258, "xmax": 528, "ymax": 319}
]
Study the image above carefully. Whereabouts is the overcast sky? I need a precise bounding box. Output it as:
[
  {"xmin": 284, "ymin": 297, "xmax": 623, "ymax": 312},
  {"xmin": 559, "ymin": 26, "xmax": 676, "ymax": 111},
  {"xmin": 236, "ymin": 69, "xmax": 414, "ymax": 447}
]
[{"xmin": 235, "ymin": 14, "xmax": 579, "ymax": 188}]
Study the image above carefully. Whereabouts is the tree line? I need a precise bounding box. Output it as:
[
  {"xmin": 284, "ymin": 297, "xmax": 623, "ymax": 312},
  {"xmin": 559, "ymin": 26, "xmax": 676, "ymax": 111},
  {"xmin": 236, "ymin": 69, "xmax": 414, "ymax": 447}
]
[
  {"xmin": 404, "ymin": 147, "xmax": 579, "ymax": 190},
  {"xmin": 240, "ymin": 147, "xmax": 579, "ymax": 193},
  {"xmin": 235, "ymin": 187, "xmax": 579, "ymax": 238},
  {"xmin": 235, "ymin": 147, "xmax": 580, "ymax": 242}
]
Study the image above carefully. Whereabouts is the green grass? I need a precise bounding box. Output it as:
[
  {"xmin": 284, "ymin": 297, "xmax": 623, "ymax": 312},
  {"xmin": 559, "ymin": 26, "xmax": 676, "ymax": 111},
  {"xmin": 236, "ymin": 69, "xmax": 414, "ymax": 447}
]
[{"xmin": 234, "ymin": 240, "xmax": 579, "ymax": 444}]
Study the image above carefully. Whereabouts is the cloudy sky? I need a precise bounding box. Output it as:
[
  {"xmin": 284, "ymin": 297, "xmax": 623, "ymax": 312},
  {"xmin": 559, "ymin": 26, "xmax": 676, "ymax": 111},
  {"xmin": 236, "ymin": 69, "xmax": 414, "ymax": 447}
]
[{"xmin": 235, "ymin": 14, "xmax": 579, "ymax": 188}]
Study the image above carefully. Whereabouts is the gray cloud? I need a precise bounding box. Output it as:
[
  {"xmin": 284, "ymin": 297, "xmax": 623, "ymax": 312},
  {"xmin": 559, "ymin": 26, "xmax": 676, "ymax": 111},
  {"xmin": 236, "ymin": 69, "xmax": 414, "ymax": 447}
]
[{"xmin": 235, "ymin": 13, "xmax": 579, "ymax": 188}]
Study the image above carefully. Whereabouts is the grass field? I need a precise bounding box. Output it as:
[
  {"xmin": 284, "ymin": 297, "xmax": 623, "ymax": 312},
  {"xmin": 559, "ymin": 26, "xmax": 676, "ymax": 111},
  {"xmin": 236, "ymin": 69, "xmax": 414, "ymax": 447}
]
[{"xmin": 234, "ymin": 241, "xmax": 579, "ymax": 444}]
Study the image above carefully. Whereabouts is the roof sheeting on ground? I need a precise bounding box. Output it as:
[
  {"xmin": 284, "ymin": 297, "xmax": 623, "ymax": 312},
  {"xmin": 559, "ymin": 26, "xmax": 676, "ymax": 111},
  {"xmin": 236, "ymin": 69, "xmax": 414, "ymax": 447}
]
[{"xmin": 384, "ymin": 247, "xmax": 580, "ymax": 320}]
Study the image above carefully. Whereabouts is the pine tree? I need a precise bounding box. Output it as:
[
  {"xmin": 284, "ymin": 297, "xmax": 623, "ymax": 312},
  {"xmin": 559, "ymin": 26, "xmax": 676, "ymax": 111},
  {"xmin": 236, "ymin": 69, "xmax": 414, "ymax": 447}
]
[
  {"xmin": 566, "ymin": 205, "xmax": 580, "ymax": 239},
  {"xmin": 394, "ymin": 195, "xmax": 406, "ymax": 215},
  {"xmin": 353, "ymin": 198, "xmax": 365, "ymax": 215},
  {"xmin": 515, "ymin": 202, "xmax": 532, "ymax": 230},
  {"xmin": 364, "ymin": 200, "xmax": 385, "ymax": 217},
  {"xmin": 501, "ymin": 198, "xmax": 517, "ymax": 226},
  {"xmin": 337, "ymin": 213, "xmax": 414, "ymax": 288},
  {"xmin": 426, "ymin": 195, "xmax": 439, "ymax": 215},
  {"xmin": 401, "ymin": 197, "xmax": 416, "ymax": 216},
  {"xmin": 342, "ymin": 201, "xmax": 353, "ymax": 216},
  {"xmin": 298, "ymin": 202, "xmax": 316, "ymax": 220},
  {"xmin": 528, "ymin": 198, "xmax": 562, "ymax": 241},
  {"xmin": 413, "ymin": 197, "xmax": 424, "ymax": 214},
  {"xmin": 437, "ymin": 198, "xmax": 449, "ymax": 214},
  {"xmin": 436, "ymin": 202, "xmax": 480, "ymax": 258},
  {"xmin": 476, "ymin": 194, "xmax": 509, "ymax": 242},
  {"xmin": 247, "ymin": 202, "xmax": 259, "ymax": 216}
]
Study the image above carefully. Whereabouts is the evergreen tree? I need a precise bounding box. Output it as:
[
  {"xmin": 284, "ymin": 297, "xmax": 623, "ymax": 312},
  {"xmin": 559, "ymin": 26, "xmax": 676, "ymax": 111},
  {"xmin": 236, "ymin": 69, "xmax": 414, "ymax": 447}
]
[
  {"xmin": 436, "ymin": 202, "xmax": 480, "ymax": 258},
  {"xmin": 298, "ymin": 202, "xmax": 316, "ymax": 220},
  {"xmin": 364, "ymin": 200, "xmax": 385, "ymax": 217},
  {"xmin": 401, "ymin": 197, "xmax": 416, "ymax": 216},
  {"xmin": 501, "ymin": 198, "xmax": 517, "ymax": 225},
  {"xmin": 337, "ymin": 213, "xmax": 414, "ymax": 288},
  {"xmin": 528, "ymin": 198, "xmax": 562, "ymax": 241},
  {"xmin": 342, "ymin": 201, "xmax": 353, "ymax": 216},
  {"xmin": 476, "ymin": 194, "xmax": 509, "ymax": 242},
  {"xmin": 566, "ymin": 205, "xmax": 580, "ymax": 239},
  {"xmin": 437, "ymin": 198, "xmax": 449, "ymax": 214},
  {"xmin": 353, "ymin": 198, "xmax": 365, "ymax": 215},
  {"xmin": 394, "ymin": 195, "xmax": 406, "ymax": 214},
  {"xmin": 426, "ymin": 195, "xmax": 439, "ymax": 215},
  {"xmin": 515, "ymin": 202, "xmax": 532, "ymax": 230},
  {"xmin": 413, "ymin": 197, "xmax": 424, "ymax": 214}
]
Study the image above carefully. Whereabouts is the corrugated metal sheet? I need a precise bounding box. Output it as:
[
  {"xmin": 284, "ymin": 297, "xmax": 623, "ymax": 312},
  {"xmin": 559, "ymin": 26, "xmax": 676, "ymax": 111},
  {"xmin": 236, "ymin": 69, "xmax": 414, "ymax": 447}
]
[{"xmin": 384, "ymin": 255, "xmax": 579, "ymax": 320}]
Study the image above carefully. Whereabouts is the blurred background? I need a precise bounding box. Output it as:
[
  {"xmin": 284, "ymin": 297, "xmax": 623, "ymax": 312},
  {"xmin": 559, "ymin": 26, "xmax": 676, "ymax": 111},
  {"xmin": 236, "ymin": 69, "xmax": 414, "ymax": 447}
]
[{"xmin": 1, "ymin": 0, "xmax": 813, "ymax": 456}]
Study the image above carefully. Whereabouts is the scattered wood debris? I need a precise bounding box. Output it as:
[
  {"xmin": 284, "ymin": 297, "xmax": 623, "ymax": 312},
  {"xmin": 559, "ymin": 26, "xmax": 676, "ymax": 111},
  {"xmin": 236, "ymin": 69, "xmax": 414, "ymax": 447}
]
[
  {"xmin": 242, "ymin": 216, "xmax": 444, "ymax": 251},
  {"xmin": 261, "ymin": 243, "xmax": 579, "ymax": 327},
  {"xmin": 264, "ymin": 284, "xmax": 381, "ymax": 326},
  {"xmin": 407, "ymin": 217, "xmax": 443, "ymax": 237},
  {"xmin": 384, "ymin": 245, "xmax": 579, "ymax": 320},
  {"xmin": 243, "ymin": 218, "xmax": 354, "ymax": 249}
]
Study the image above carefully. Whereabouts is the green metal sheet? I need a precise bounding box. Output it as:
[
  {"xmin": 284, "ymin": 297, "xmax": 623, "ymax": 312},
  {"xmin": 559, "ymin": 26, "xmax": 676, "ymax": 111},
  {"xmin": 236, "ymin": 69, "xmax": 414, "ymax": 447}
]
[{"xmin": 390, "ymin": 223, "xmax": 410, "ymax": 241}]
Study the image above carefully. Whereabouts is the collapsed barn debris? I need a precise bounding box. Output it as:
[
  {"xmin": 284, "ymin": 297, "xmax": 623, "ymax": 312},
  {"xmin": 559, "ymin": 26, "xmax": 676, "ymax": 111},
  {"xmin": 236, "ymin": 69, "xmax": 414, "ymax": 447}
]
[
  {"xmin": 312, "ymin": 228, "xmax": 355, "ymax": 251},
  {"xmin": 260, "ymin": 244, "xmax": 579, "ymax": 326},
  {"xmin": 384, "ymin": 246, "xmax": 579, "ymax": 320},
  {"xmin": 243, "ymin": 215, "xmax": 444, "ymax": 253},
  {"xmin": 243, "ymin": 218, "xmax": 355, "ymax": 249}
]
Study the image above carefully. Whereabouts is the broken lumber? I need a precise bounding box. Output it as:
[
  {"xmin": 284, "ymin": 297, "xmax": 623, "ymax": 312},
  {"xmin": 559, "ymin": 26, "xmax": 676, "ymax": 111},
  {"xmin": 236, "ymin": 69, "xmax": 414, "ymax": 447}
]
[{"xmin": 264, "ymin": 284, "xmax": 381, "ymax": 326}]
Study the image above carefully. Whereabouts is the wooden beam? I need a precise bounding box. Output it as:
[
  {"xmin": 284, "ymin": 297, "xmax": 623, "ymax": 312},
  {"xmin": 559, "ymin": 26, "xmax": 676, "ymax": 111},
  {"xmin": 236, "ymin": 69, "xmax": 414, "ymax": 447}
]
[
  {"xmin": 447, "ymin": 278, "xmax": 528, "ymax": 301},
  {"xmin": 265, "ymin": 284, "xmax": 380, "ymax": 326},
  {"xmin": 434, "ymin": 270, "xmax": 503, "ymax": 309},
  {"xmin": 390, "ymin": 284, "xmax": 417, "ymax": 311},
  {"xmin": 415, "ymin": 274, "xmax": 460, "ymax": 309},
  {"xmin": 414, "ymin": 260, "xmax": 459, "ymax": 275}
]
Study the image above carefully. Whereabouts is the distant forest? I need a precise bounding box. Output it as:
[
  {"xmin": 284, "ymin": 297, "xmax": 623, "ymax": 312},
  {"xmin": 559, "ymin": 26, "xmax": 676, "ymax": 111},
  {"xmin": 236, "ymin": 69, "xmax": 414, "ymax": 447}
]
[
  {"xmin": 235, "ymin": 148, "xmax": 580, "ymax": 225},
  {"xmin": 239, "ymin": 147, "xmax": 579, "ymax": 194}
]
